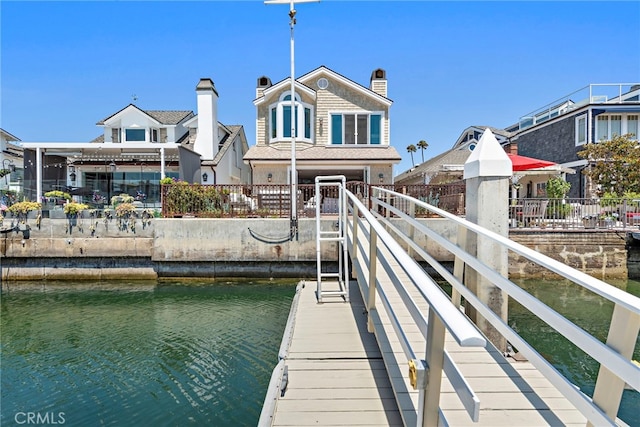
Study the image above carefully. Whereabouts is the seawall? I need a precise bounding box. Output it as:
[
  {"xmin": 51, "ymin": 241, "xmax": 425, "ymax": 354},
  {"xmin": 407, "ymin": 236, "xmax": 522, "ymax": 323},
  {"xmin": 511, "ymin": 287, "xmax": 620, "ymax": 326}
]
[{"xmin": 0, "ymin": 218, "xmax": 631, "ymax": 281}]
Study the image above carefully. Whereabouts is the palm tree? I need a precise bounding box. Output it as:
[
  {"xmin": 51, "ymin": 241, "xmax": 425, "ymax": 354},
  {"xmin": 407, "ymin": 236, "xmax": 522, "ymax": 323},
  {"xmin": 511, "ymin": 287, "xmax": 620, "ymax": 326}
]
[
  {"xmin": 417, "ymin": 140, "xmax": 429, "ymax": 163},
  {"xmin": 407, "ymin": 144, "xmax": 417, "ymax": 167}
]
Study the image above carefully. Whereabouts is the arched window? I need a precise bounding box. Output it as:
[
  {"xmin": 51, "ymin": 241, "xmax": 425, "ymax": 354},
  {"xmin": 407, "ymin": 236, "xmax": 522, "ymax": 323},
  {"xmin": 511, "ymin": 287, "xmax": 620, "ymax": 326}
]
[{"xmin": 269, "ymin": 92, "xmax": 313, "ymax": 143}]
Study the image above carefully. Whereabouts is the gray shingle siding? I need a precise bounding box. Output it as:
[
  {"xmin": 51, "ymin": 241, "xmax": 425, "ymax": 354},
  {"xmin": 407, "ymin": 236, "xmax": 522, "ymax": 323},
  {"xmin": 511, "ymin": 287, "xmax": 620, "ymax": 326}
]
[{"xmin": 516, "ymin": 116, "xmax": 577, "ymax": 164}]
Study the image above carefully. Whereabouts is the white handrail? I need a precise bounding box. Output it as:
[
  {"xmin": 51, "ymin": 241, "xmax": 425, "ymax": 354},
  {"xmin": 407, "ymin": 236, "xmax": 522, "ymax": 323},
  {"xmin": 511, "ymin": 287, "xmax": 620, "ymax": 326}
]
[
  {"xmin": 347, "ymin": 190, "xmax": 486, "ymax": 347},
  {"xmin": 345, "ymin": 189, "xmax": 486, "ymax": 425},
  {"xmin": 372, "ymin": 186, "xmax": 640, "ymax": 426}
]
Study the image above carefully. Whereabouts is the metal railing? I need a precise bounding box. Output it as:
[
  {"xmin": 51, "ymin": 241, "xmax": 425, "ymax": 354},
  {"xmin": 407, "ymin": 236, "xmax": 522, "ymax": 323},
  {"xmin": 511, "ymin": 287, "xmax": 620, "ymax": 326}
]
[
  {"xmin": 371, "ymin": 186, "xmax": 640, "ymax": 426},
  {"xmin": 509, "ymin": 197, "xmax": 640, "ymax": 230},
  {"xmin": 346, "ymin": 188, "xmax": 487, "ymax": 426},
  {"xmin": 518, "ymin": 83, "xmax": 640, "ymax": 131},
  {"xmin": 158, "ymin": 182, "xmax": 465, "ymax": 219}
]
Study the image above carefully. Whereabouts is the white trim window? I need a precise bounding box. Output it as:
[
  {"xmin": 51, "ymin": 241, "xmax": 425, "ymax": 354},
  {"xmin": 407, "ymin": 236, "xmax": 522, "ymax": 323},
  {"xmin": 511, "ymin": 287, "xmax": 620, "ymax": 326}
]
[
  {"xmin": 330, "ymin": 112, "xmax": 383, "ymax": 145},
  {"xmin": 125, "ymin": 128, "xmax": 146, "ymax": 142},
  {"xmin": 595, "ymin": 113, "xmax": 638, "ymax": 142},
  {"xmin": 628, "ymin": 115, "xmax": 638, "ymax": 140},
  {"xmin": 269, "ymin": 92, "xmax": 313, "ymax": 143},
  {"xmin": 575, "ymin": 114, "xmax": 587, "ymax": 146}
]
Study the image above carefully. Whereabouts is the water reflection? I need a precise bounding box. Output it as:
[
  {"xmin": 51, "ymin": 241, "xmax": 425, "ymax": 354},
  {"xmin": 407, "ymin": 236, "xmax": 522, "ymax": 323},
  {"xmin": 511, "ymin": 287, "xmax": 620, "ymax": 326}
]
[{"xmin": 1, "ymin": 279, "xmax": 296, "ymax": 427}]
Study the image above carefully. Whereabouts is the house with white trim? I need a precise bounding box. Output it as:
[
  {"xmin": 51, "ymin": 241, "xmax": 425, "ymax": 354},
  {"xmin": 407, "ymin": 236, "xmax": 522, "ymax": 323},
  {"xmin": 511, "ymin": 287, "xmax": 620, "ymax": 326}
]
[
  {"xmin": 244, "ymin": 66, "xmax": 401, "ymax": 186},
  {"xmin": 506, "ymin": 83, "xmax": 639, "ymax": 198},
  {"xmin": 396, "ymin": 84, "xmax": 639, "ymax": 199},
  {"xmin": 19, "ymin": 78, "xmax": 251, "ymax": 205}
]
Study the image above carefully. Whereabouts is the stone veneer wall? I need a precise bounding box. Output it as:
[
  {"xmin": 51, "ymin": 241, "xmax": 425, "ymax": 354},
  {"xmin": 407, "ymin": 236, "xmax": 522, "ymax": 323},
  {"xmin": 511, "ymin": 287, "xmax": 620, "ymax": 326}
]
[{"xmin": 508, "ymin": 230, "xmax": 628, "ymax": 279}]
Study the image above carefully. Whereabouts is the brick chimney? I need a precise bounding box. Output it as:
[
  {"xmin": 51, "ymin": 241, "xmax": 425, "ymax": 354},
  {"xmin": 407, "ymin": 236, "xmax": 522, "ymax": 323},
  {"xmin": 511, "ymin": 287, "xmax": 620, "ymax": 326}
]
[{"xmin": 193, "ymin": 78, "xmax": 219, "ymax": 161}]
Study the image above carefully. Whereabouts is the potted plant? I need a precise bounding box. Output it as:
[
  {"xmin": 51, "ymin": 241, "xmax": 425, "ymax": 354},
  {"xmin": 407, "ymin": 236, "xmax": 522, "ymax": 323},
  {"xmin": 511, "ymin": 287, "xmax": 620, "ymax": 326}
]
[
  {"xmin": 7, "ymin": 201, "xmax": 42, "ymax": 223},
  {"xmin": 64, "ymin": 202, "xmax": 88, "ymax": 233},
  {"xmin": 7, "ymin": 201, "xmax": 42, "ymax": 238},
  {"xmin": 111, "ymin": 194, "xmax": 134, "ymax": 208},
  {"xmin": 64, "ymin": 202, "xmax": 89, "ymax": 217},
  {"xmin": 115, "ymin": 202, "xmax": 137, "ymax": 232}
]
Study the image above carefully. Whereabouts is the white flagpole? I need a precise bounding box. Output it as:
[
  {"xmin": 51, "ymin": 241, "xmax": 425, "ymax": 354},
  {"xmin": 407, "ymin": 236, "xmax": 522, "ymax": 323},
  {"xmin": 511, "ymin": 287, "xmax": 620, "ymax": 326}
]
[{"xmin": 266, "ymin": 0, "xmax": 319, "ymax": 240}]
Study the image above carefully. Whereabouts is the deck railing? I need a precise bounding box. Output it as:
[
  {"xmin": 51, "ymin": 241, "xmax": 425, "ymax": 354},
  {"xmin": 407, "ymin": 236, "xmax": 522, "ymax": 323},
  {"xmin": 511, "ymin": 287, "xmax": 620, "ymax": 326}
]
[
  {"xmin": 158, "ymin": 182, "xmax": 466, "ymax": 219},
  {"xmin": 370, "ymin": 186, "xmax": 640, "ymax": 426}
]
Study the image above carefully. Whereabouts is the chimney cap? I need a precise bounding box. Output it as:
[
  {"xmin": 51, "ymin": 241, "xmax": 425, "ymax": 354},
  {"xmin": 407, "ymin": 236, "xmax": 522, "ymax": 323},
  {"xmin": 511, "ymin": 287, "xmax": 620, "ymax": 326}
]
[
  {"xmin": 371, "ymin": 68, "xmax": 386, "ymax": 80},
  {"xmin": 196, "ymin": 78, "xmax": 218, "ymax": 95},
  {"xmin": 257, "ymin": 76, "xmax": 272, "ymax": 88}
]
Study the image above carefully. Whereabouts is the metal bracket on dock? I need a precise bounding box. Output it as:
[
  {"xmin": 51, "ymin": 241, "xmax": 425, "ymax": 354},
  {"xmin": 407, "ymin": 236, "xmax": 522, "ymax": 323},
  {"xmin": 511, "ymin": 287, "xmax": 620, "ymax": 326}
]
[{"xmin": 408, "ymin": 359, "xmax": 428, "ymax": 390}]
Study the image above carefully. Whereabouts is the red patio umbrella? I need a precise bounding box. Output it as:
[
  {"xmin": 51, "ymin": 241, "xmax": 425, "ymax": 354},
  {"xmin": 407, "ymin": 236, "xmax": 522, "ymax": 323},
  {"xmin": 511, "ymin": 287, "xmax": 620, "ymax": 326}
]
[{"xmin": 507, "ymin": 153, "xmax": 557, "ymax": 171}]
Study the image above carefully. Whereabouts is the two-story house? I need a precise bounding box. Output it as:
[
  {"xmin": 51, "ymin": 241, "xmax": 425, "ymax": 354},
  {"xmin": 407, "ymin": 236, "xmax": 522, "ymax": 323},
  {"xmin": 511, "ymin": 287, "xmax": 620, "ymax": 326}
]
[
  {"xmin": 20, "ymin": 78, "xmax": 251, "ymax": 205},
  {"xmin": 396, "ymin": 84, "xmax": 639, "ymax": 199},
  {"xmin": 244, "ymin": 66, "xmax": 401, "ymax": 186},
  {"xmin": 507, "ymin": 84, "xmax": 639, "ymax": 198}
]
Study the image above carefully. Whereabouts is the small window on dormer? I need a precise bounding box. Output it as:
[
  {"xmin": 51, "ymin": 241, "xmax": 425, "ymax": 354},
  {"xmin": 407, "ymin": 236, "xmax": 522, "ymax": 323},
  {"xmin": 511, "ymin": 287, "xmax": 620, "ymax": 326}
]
[
  {"xmin": 125, "ymin": 129, "xmax": 145, "ymax": 142},
  {"xmin": 151, "ymin": 129, "xmax": 159, "ymax": 142}
]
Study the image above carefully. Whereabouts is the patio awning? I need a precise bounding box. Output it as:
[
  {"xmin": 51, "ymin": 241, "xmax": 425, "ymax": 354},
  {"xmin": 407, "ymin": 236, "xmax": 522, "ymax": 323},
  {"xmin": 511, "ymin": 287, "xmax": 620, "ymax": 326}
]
[{"xmin": 508, "ymin": 153, "xmax": 557, "ymax": 171}]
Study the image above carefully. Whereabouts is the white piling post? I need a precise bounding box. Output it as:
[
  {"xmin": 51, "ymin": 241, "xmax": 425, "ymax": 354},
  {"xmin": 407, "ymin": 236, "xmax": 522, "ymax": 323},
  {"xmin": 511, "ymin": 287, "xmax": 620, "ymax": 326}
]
[{"xmin": 463, "ymin": 128, "xmax": 512, "ymax": 352}]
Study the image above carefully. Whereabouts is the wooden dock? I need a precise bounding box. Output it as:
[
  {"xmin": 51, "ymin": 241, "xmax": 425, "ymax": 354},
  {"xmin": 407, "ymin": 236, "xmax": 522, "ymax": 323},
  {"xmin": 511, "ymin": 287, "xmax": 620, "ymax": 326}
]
[
  {"xmin": 269, "ymin": 279, "xmax": 403, "ymax": 426},
  {"xmin": 267, "ymin": 277, "xmax": 589, "ymax": 426}
]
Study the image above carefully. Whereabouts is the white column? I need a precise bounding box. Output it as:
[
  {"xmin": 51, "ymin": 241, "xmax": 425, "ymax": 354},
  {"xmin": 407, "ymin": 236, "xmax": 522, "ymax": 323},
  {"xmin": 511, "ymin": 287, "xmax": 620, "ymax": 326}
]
[
  {"xmin": 36, "ymin": 147, "xmax": 42, "ymax": 203},
  {"xmin": 160, "ymin": 147, "xmax": 166, "ymax": 179}
]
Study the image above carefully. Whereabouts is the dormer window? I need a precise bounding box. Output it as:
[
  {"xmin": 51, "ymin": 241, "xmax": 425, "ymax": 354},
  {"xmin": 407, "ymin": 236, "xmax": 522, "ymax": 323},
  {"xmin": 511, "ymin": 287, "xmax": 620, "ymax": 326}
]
[
  {"xmin": 151, "ymin": 128, "xmax": 159, "ymax": 143},
  {"xmin": 269, "ymin": 92, "xmax": 313, "ymax": 143},
  {"xmin": 125, "ymin": 128, "xmax": 145, "ymax": 142}
]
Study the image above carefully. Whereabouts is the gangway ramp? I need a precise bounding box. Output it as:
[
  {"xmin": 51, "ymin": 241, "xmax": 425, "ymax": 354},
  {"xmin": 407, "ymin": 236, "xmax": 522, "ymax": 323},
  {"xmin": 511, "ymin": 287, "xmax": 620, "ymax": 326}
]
[{"xmin": 350, "ymin": 221, "xmax": 589, "ymax": 426}]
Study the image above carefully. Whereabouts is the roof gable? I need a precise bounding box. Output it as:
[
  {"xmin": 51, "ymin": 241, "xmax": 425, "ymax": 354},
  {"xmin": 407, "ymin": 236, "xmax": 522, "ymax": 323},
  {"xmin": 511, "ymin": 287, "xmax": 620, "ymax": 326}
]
[
  {"xmin": 253, "ymin": 79, "xmax": 317, "ymax": 106},
  {"xmin": 299, "ymin": 65, "xmax": 392, "ymax": 107},
  {"xmin": 97, "ymin": 104, "xmax": 193, "ymax": 126},
  {"xmin": 253, "ymin": 65, "xmax": 393, "ymax": 107}
]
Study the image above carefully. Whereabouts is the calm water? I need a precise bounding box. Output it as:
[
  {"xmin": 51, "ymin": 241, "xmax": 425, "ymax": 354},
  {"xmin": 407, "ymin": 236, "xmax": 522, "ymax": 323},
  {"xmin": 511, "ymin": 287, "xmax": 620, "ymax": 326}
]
[
  {"xmin": 1, "ymin": 278, "xmax": 639, "ymax": 426},
  {"xmin": 0, "ymin": 279, "xmax": 296, "ymax": 426},
  {"xmin": 510, "ymin": 278, "xmax": 640, "ymax": 426}
]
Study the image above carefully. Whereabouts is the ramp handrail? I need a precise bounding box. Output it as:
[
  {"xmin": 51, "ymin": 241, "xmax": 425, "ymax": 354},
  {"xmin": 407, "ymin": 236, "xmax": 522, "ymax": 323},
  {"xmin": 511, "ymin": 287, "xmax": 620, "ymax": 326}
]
[
  {"xmin": 345, "ymin": 189, "xmax": 486, "ymax": 426},
  {"xmin": 372, "ymin": 186, "xmax": 640, "ymax": 427}
]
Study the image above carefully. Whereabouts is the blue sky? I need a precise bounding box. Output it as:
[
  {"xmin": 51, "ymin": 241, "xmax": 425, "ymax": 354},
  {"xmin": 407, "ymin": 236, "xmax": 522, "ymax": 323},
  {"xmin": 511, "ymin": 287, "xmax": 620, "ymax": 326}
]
[{"xmin": 1, "ymin": 1, "xmax": 639, "ymax": 176}]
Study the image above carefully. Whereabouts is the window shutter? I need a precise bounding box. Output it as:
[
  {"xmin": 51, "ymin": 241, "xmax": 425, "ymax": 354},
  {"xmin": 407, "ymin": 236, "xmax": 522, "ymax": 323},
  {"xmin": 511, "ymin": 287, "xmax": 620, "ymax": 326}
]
[
  {"xmin": 370, "ymin": 115, "xmax": 381, "ymax": 144},
  {"xmin": 331, "ymin": 115, "xmax": 342, "ymax": 144}
]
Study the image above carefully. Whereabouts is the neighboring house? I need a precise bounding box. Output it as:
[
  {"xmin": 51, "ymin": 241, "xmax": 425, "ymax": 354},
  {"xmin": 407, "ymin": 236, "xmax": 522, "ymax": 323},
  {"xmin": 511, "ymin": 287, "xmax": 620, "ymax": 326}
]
[
  {"xmin": 506, "ymin": 83, "xmax": 639, "ymax": 198},
  {"xmin": 395, "ymin": 126, "xmax": 512, "ymax": 185},
  {"xmin": 19, "ymin": 78, "xmax": 251, "ymax": 204},
  {"xmin": 0, "ymin": 128, "xmax": 23, "ymax": 193},
  {"xmin": 396, "ymin": 84, "xmax": 639, "ymax": 199},
  {"xmin": 244, "ymin": 66, "xmax": 401, "ymax": 186}
]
